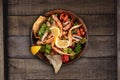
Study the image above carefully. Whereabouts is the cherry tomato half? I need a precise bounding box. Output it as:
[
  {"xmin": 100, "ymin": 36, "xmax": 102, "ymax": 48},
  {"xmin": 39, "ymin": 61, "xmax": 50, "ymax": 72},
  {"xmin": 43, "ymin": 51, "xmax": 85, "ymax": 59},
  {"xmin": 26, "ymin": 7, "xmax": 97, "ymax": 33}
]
[
  {"xmin": 79, "ymin": 27, "xmax": 86, "ymax": 37},
  {"xmin": 60, "ymin": 13, "xmax": 64, "ymax": 20},
  {"xmin": 61, "ymin": 55, "xmax": 70, "ymax": 63},
  {"xmin": 60, "ymin": 13, "xmax": 68, "ymax": 22},
  {"xmin": 77, "ymin": 29, "xmax": 81, "ymax": 36},
  {"xmin": 63, "ymin": 15, "xmax": 68, "ymax": 22},
  {"xmin": 81, "ymin": 31, "xmax": 85, "ymax": 37},
  {"xmin": 80, "ymin": 28, "xmax": 84, "ymax": 32}
]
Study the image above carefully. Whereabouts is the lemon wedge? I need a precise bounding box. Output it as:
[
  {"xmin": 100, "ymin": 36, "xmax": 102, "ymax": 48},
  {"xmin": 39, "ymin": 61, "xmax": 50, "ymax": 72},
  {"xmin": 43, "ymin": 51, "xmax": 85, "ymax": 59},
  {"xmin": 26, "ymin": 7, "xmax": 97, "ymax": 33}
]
[
  {"xmin": 31, "ymin": 45, "xmax": 41, "ymax": 55},
  {"xmin": 55, "ymin": 37, "xmax": 70, "ymax": 48},
  {"xmin": 50, "ymin": 26, "xmax": 60, "ymax": 37},
  {"xmin": 50, "ymin": 26, "xmax": 70, "ymax": 48}
]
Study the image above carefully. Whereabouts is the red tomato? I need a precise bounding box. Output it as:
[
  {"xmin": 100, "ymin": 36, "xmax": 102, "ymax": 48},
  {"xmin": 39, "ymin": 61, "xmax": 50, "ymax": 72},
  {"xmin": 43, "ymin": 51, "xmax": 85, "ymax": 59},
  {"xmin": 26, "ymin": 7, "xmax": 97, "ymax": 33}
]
[
  {"xmin": 81, "ymin": 31, "xmax": 85, "ymax": 37},
  {"xmin": 60, "ymin": 13, "xmax": 68, "ymax": 22},
  {"xmin": 80, "ymin": 28, "xmax": 84, "ymax": 32},
  {"xmin": 60, "ymin": 13, "xmax": 64, "ymax": 21},
  {"xmin": 61, "ymin": 55, "xmax": 69, "ymax": 63},
  {"xmin": 79, "ymin": 27, "xmax": 86, "ymax": 37},
  {"xmin": 77, "ymin": 29, "xmax": 81, "ymax": 36},
  {"xmin": 63, "ymin": 15, "xmax": 68, "ymax": 22}
]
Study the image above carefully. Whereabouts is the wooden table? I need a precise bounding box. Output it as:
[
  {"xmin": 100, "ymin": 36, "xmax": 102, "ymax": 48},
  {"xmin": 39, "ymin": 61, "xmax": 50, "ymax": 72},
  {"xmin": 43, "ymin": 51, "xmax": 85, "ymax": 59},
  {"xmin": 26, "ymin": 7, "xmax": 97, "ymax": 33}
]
[{"xmin": 0, "ymin": 0, "xmax": 118, "ymax": 80}]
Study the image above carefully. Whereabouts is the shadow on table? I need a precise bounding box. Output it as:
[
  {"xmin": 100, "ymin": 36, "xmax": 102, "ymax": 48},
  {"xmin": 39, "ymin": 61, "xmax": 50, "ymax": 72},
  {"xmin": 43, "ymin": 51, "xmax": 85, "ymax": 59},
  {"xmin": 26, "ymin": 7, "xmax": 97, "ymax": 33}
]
[{"xmin": 3, "ymin": 0, "xmax": 8, "ymax": 80}]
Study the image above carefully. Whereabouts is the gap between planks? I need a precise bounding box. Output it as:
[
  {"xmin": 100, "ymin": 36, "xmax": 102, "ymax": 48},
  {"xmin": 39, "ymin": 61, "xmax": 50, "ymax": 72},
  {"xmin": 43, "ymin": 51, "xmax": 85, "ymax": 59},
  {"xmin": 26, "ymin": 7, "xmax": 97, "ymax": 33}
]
[{"xmin": 0, "ymin": 0, "xmax": 4, "ymax": 80}]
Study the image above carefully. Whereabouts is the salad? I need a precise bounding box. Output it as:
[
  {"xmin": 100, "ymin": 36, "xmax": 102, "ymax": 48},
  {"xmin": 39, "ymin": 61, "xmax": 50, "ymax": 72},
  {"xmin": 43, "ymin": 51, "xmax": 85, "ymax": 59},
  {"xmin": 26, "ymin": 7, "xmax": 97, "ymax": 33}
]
[{"xmin": 31, "ymin": 10, "xmax": 87, "ymax": 73}]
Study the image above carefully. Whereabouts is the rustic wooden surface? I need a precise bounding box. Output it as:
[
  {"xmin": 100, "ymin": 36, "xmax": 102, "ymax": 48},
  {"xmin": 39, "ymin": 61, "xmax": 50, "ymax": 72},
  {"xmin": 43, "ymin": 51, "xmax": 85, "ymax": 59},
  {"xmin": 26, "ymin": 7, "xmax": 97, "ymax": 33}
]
[
  {"xmin": 9, "ymin": 58, "xmax": 117, "ymax": 80},
  {"xmin": 118, "ymin": 0, "xmax": 120, "ymax": 80},
  {"xmin": 8, "ymin": 15, "xmax": 116, "ymax": 36},
  {"xmin": 0, "ymin": 0, "xmax": 4, "ymax": 80},
  {"xmin": 8, "ymin": 0, "xmax": 116, "ymax": 15},
  {"xmin": 6, "ymin": 0, "xmax": 117, "ymax": 80},
  {"xmin": 8, "ymin": 36, "xmax": 116, "ymax": 58}
]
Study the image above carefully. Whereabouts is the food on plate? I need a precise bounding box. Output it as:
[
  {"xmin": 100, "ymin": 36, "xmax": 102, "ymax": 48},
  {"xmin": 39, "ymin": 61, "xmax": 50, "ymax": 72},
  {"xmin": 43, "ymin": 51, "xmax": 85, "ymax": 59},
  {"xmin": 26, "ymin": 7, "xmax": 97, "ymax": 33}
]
[
  {"xmin": 31, "ymin": 10, "xmax": 87, "ymax": 73},
  {"xmin": 45, "ymin": 54, "xmax": 62, "ymax": 73},
  {"xmin": 31, "ymin": 45, "xmax": 41, "ymax": 55},
  {"xmin": 32, "ymin": 16, "xmax": 46, "ymax": 38}
]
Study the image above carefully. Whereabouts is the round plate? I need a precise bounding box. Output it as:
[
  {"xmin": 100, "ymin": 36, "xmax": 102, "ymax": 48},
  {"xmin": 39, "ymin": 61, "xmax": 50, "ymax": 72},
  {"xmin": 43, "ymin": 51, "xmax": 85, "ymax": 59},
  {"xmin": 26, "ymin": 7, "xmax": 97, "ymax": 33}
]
[{"xmin": 30, "ymin": 9, "xmax": 88, "ymax": 65}]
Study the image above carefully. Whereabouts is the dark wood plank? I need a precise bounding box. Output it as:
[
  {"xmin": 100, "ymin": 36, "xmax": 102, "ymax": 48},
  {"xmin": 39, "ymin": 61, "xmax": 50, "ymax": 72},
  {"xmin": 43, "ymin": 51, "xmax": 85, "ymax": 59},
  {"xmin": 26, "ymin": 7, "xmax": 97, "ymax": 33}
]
[
  {"xmin": 0, "ymin": 0, "xmax": 4, "ymax": 80},
  {"xmin": 8, "ymin": 36, "xmax": 116, "ymax": 58},
  {"xmin": 117, "ymin": 0, "xmax": 120, "ymax": 79},
  {"xmin": 8, "ymin": 58, "xmax": 117, "ymax": 80},
  {"xmin": 8, "ymin": 15, "xmax": 116, "ymax": 36},
  {"xmin": 8, "ymin": 0, "xmax": 116, "ymax": 15}
]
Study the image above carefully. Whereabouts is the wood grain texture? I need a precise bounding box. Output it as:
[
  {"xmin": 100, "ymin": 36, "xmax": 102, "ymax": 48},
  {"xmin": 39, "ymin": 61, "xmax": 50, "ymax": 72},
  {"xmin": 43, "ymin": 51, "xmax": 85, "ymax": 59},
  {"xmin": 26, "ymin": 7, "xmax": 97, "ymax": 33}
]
[
  {"xmin": 117, "ymin": 0, "xmax": 120, "ymax": 79},
  {"xmin": 0, "ymin": 0, "xmax": 4, "ymax": 80},
  {"xmin": 8, "ymin": 0, "xmax": 116, "ymax": 15},
  {"xmin": 8, "ymin": 36, "xmax": 116, "ymax": 58},
  {"xmin": 7, "ymin": 0, "xmax": 117, "ymax": 79},
  {"xmin": 8, "ymin": 58, "xmax": 117, "ymax": 80},
  {"xmin": 8, "ymin": 15, "xmax": 116, "ymax": 36}
]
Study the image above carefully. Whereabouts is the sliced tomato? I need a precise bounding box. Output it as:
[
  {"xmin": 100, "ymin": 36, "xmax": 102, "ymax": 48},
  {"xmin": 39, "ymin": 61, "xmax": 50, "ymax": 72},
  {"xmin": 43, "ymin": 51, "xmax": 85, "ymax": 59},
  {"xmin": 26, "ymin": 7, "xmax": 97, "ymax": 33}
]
[
  {"xmin": 81, "ymin": 31, "xmax": 85, "ymax": 37},
  {"xmin": 60, "ymin": 13, "xmax": 64, "ymax": 21},
  {"xmin": 77, "ymin": 29, "xmax": 81, "ymax": 36},
  {"xmin": 61, "ymin": 55, "xmax": 70, "ymax": 63},
  {"xmin": 79, "ymin": 27, "xmax": 86, "ymax": 37},
  {"xmin": 63, "ymin": 15, "xmax": 68, "ymax": 22},
  {"xmin": 60, "ymin": 13, "xmax": 68, "ymax": 22},
  {"xmin": 80, "ymin": 28, "xmax": 84, "ymax": 32}
]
